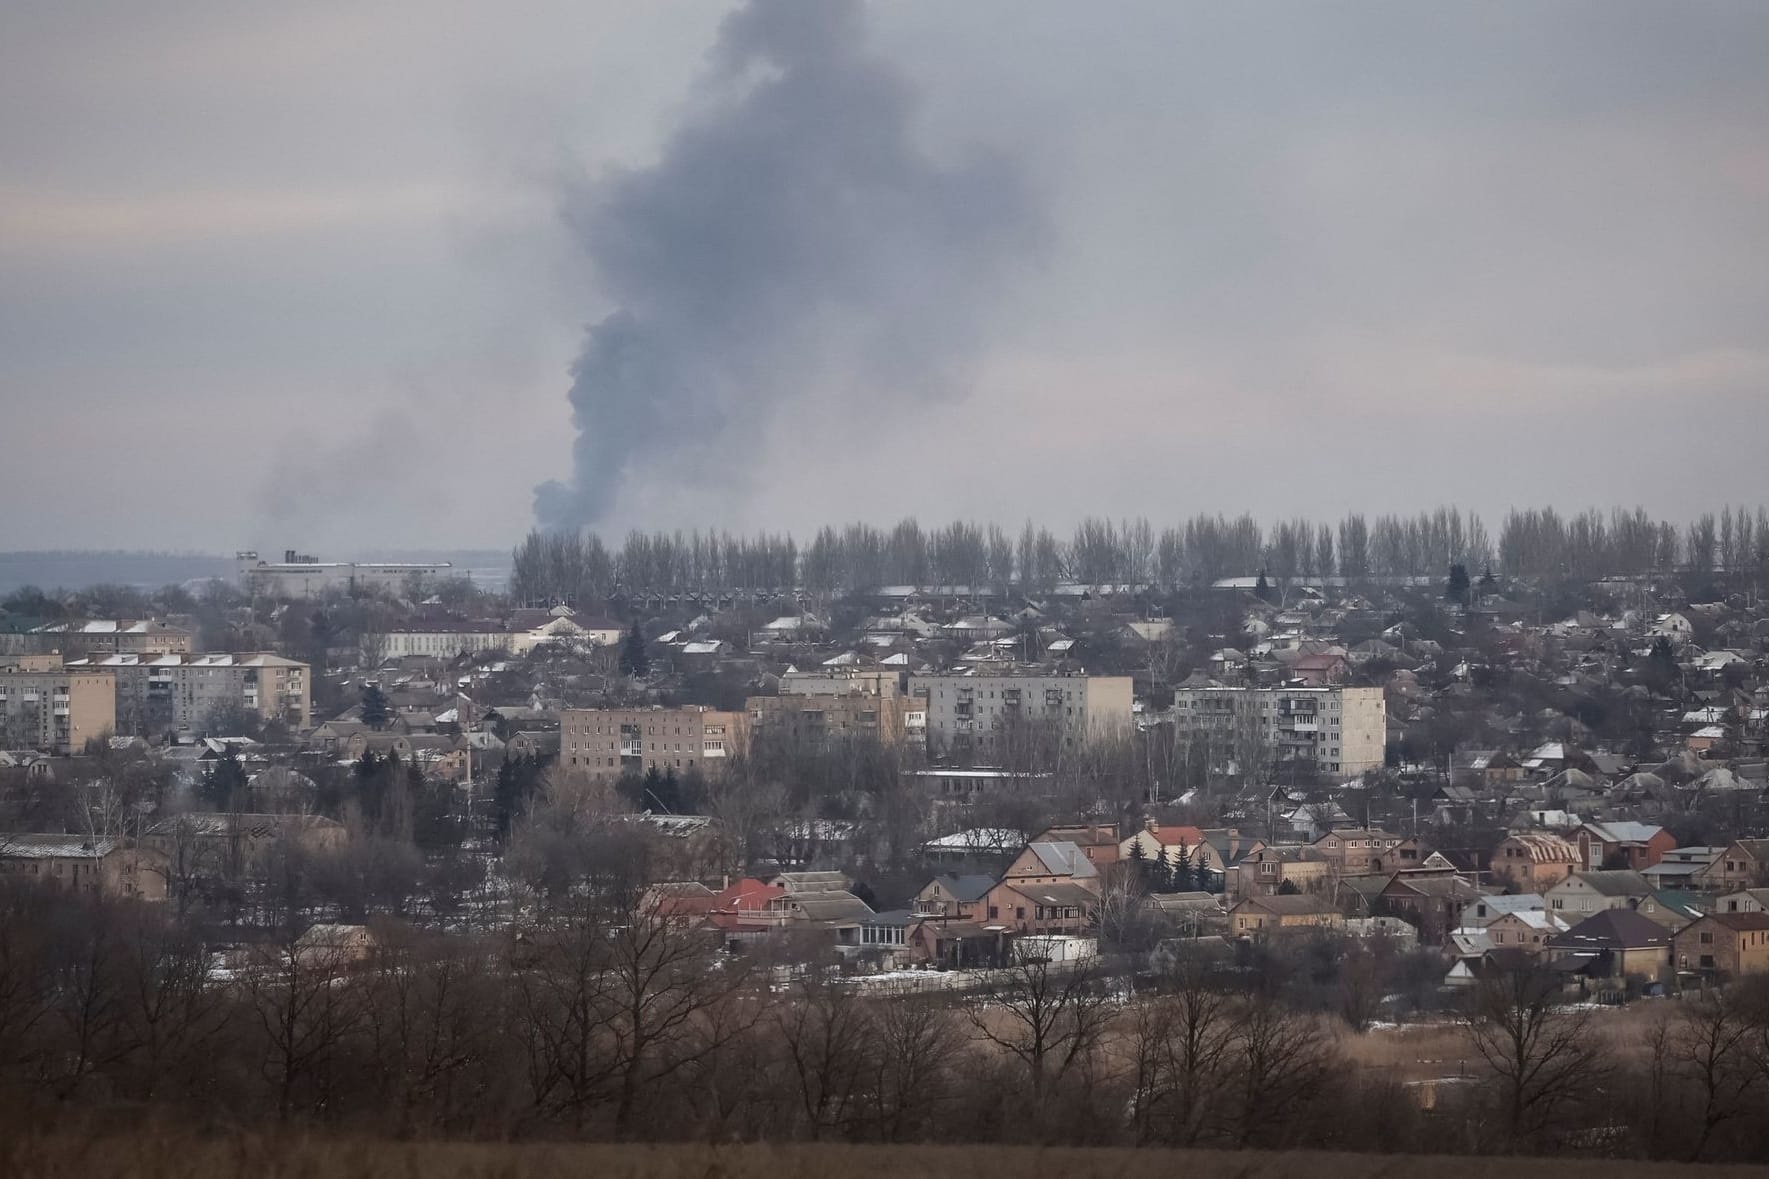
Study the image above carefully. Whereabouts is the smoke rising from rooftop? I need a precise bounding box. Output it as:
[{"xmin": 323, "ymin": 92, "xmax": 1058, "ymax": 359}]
[{"xmin": 533, "ymin": 0, "xmax": 1039, "ymax": 532}]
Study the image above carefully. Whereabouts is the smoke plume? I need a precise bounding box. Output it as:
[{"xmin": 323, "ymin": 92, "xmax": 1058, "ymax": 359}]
[{"xmin": 533, "ymin": 0, "xmax": 1039, "ymax": 531}]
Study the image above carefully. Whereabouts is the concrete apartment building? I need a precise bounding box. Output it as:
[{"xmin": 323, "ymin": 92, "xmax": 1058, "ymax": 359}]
[
  {"xmin": 70, "ymin": 652, "xmax": 311, "ymax": 735},
  {"xmin": 12, "ymin": 620, "xmax": 194, "ymax": 657},
  {"xmin": 1169, "ymin": 685, "xmax": 1387, "ymax": 777},
  {"xmin": 561, "ymin": 705, "xmax": 747, "ymax": 780},
  {"xmin": 908, "ymin": 672, "xmax": 1135, "ymax": 757},
  {"xmin": 0, "ymin": 655, "xmax": 117, "ymax": 753},
  {"xmin": 779, "ymin": 669, "xmax": 904, "ymax": 698},
  {"xmin": 748, "ymin": 692, "xmax": 923, "ymax": 748}
]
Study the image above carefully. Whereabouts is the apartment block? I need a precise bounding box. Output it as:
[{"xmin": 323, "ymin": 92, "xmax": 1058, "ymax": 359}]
[
  {"xmin": 748, "ymin": 692, "xmax": 924, "ymax": 748},
  {"xmin": 561, "ymin": 705, "xmax": 747, "ymax": 780},
  {"xmin": 0, "ymin": 655, "xmax": 117, "ymax": 753},
  {"xmin": 20, "ymin": 620, "xmax": 194, "ymax": 656},
  {"xmin": 70, "ymin": 653, "xmax": 311, "ymax": 735},
  {"xmin": 908, "ymin": 672, "xmax": 1135, "ymax": 757},
  {"xmin": 1169, "ymin": 685, "xmax": 1386, "ymax": 777}
]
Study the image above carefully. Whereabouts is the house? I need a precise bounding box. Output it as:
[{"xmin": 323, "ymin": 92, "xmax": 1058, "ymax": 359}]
[
  {"xmin": 1227, "ymin": 893, "xmax": 1343, "ymax": 936},
  {"xmin": 1634, "ymin": 890, "xmax": 1704, "ymax": 933},
  {"xmin": 1544, "ymin": 870, "xmax": 1654, "ymax": 920},
  {"xmin": 1489, "ymin": 832, "xmax": 1581, "ymax": 891},
  {"xmin": 294, "ymin": 922, "xmax": 378, "ymax": 967},
  {"xmin": 984, "ymin": 880, "xmax": 1099, "ymax": 935},
  {"xmin": 1692, "ymin": 840, "xmax": 1769, "ymax": 892},
  {"xmin": 1547, "ymin": 909, "xmax": 1673, "ymax": 986},
  {"xmin": 1642, "ymin": 847, "xmax": 1722, "ymax": 889},
  {"xmin": 768, "ymin": 889, "xmax": 875, "ymax": 946},
  {"xmin": 1311, "ymin": 828, "xmax": 1416, "ymax": 875},
  {"xmin": 1230, "ymin": 845, "xmax": 1332, "ymax": 899},
  {"xmin": 906, "ymin": 920, "xmax": 1011, "ymax": 970},
  {"xmin": 1119, "ymin": 821, "xmax": 1213, "ymax": 871},
  {"xmin": 1380, "ymin": 874, "xmax": 1482, "ymax": 943},
  {"xmin": 1713, "ymin": 888, "xmax": 1769, "ymax": 916},
  {"xmin": 1035, "ymin": 824, "xmax": 1122, "ymax": 868},
  {"xmin": 0, "ymin": 834, "xmax": 167, "ymax": 901},
  {"xmin": 1001, "ymin": 841, "xmax": 1102, "ymax": 890},
  {"xmin": 1673, "ymin": 912, "xmax": 1769, "ymax": 980},
  {"xmin": 1574, "ymin": 821, "xmax": 1675, "ymax": 871},
  {"xmin": 913, "ymin": 874, "xmax": 995, "ymax": 921},
  {"xmin": 1459, "ymin": 893, "xmax": 1546, "ymax": 928},
  {"xmin": 1483, "ymin": 910, "xmax": 1570, "ymax": 954}
]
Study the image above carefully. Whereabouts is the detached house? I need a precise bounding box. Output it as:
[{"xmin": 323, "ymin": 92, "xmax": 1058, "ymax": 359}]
[
  {"xmin": 984, "ymin": 840, "xmax": 1102, "ymax": 935},
  {"xmin": 1693, "ymin": 840, "xmax": 1769, "ymax": 892},
  {"xmin": 1228, "ymin": 893, "xmax": 1343, "ymax": 936},
  {"xmin": 1544, "ymin": 870, "xmax": 1654, "ymax": 920},
  {"xmin": 1575, "ymin": 822, "xmax": 1674, "ymax": 871},
  {"xmin": 1673, "ymin": 913, "xmax": 1769, "ymax": 980},
  {"xmin": 1312, "ymin": 828, "xmax": 1419, "ymax": 875},
  {"xmin": 1490, "ymin": 832, "xmax": 1581, "ymax": 891}
]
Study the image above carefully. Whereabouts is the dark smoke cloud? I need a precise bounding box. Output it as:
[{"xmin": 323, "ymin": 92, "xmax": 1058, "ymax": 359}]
[{"xmin": 533, "ymin": 0, "xmax": 1039, "ymax": 531}]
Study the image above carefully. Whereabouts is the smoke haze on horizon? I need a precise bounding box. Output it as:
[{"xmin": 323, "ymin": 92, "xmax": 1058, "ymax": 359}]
[{"xmin": 2, "ymin": 1, "xmax": 1767, "ymax": 550}]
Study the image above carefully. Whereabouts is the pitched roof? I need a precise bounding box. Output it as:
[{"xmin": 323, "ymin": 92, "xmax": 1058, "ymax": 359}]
[
  {"xmin": 1004, "ymin": 881, "xmax": 1100, "ymax": 909},
  {"xmin": 929, "ymin": 873, "xmax": 995, "ymax": 903},
  {"xmin": 1702, "ymin": 912, "xmax": 1769, "ymax": 933},
  {"xmin": 1238, "ymin": 893, "xmax": 1338, "ymax": 917},
  {"xmin": 1549, "ymin": 908, "xmax": 1670, "ymax": 950},
  {"xmin": 1020, "ymin": 841, "xmax": 1100, "ymax": 879},
  {"xmin": 1502, "ymin": 832, "xmax": 1581, "ymax": 863},
  {"xmin": 1564, "ymin": 870, "xmax": 1653, "ymax": 897}
]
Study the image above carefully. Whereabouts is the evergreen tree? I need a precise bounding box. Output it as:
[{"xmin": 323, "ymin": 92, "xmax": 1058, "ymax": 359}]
[
  {"xmin": 1445, "ymin": 562, "xmax": 1471, "ymax": 604},
  {"xmin": 1171, "ymin": 841, "xmax": 1194, "ymax": 892},
  {"xmin": 1159, "ymin": 845, "xmax": 1182, "ymax": 893},
  {"xmin": 619, "ymin": 619, "xmax": 649, "ymax": 677},
  {"xmin": 1127, "ymin": 838, "xmax": 1149, "ymax": 888},
  {"xmin": 1254, "ymin": 569, "xmax": 1274, "ymax": 602},
  {"xmin": 200, "ymin": 744, "xmax": 249, "ymax": 809},
  {"xmin": 360, "ymin": 682, "xmax": 390, "ymax": 730}
]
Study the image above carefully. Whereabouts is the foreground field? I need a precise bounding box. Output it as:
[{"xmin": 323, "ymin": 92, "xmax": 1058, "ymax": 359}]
[{"xmin": 7, "ymin": 1137, "xmax": 1769, "ymax": 1179}]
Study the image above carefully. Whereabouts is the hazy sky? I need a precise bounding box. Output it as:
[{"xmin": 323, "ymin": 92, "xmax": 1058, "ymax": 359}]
[{"xmin": 3, "ymin": 1, "xmax": 1766, "ymax": 553}]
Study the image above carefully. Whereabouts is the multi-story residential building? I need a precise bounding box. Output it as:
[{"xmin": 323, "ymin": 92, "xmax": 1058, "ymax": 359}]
[
  {"xmin": 908, "ymin": 672, "xmax": 1134, "ymax": 757},
  {"xmin": 560, "ymin": 705, "xmax": 746, "ymax": 780},
  {"xmin": 779, "ymin": 669, "xmax": 903, "ymax": 698},
  {"xmin": 747, "ymin": 691, "xmax": 923, "ymax": 748},
  {"xmin": 70, "ymin": 652, "xmax": 311, "ymax": 735},
  {"xmin": 0, "ymin": 655, "xmax": 117, "ymax": 753},
  {"xmin": 21, "ymin": 620, "xmax": 194, "ymax": 656},
  {"xmin": 1169, "ymin": 685, "xmax": 1387, "ymax": 777}
]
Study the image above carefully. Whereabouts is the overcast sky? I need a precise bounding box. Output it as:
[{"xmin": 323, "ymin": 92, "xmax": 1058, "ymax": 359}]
[{"xmin": 3, "ymin": 1, "xmax": 1766, "ymax": 553}]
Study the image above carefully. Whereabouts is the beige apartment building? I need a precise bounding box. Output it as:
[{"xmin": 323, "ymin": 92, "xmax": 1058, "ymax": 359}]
[
  {"xmin": 70, "ymin": 652, "xmax": 311, "ymax": 735},
  {"xmin": 13, "ymin": 620, "xmax": 194, "ymax": 656},
  {"xmin": 0, "ymin": 655, "xmax": 117, "ymax": 753},
  {"xmin": 561, "ymin": 705, "xmax": 747, "ymax": 780},
  {"xmin": 1169, "ymin": 685, "xmax": 1386, "ymax": 777},
  {"xmin": 748, "ymin": 692, "xmax": 924, "ymax": 748},
  {"xmin": 779, "ymin": 669, "xmax": 904, "ymax": 698},
  {"xmin": 908, "ymin": 672, "xmax": 1135, "ymax": 757}
]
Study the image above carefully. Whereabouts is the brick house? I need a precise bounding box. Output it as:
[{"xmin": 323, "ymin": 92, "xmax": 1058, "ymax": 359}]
[
  {"xmin": 1231, "ymin": 845, "xmax": 1332, "ymax": 899},
  {"xmin": 1673, "ymin": 912, "xmax": 1769, "ymax": 980},
  {"xmin": 1490, "ymin": 832, "xmax": 1581, "ymax": 891},
  {"xmin": 1574, "ymin": 821, "xmax": 1675, "ymax": 871},
  {"xmin": 1692, "ymin": 840, "xmax": 1769, "ymax": 892}
]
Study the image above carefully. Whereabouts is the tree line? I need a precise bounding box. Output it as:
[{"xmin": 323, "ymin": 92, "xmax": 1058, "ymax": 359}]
[
  {"xmin": 512, "ymin": 504, "xmax": 1769, "ymax": 603},
  {"xmin": 8, "ymin": 874, "xmax": 1769, "ymax": 1160}
]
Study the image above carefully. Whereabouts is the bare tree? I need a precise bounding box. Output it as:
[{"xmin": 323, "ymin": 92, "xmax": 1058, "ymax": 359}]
[
  {"xmin": 965, "ymin": 947, "xmax": 1115, "ymax": 1125},
  {"xmin": 1465, "ymin": 965, "xmax": 1608, "ymax": 1150}
]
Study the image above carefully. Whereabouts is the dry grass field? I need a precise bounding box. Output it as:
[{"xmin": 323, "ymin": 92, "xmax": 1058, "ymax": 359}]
[{"xmin": 6, "ymin": 1135, "xmax": 1768, "ymax": 1179}]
